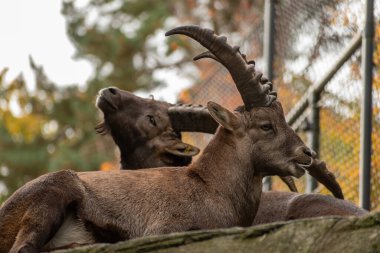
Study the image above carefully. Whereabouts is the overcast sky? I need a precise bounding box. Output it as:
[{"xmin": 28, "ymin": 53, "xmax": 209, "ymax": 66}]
[
  {"xmin": 0, "ymin": 0, "xmax": 192, "ymax": 102},
  {"xmin": 0, "ymin": 1, "xmax": 93, "ymax": 88}
]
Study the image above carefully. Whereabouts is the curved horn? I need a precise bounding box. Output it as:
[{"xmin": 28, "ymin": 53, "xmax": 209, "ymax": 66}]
[
  {"xmin": 166, "ymin": 25, "xmax": 276, "ymax": 110},
  {"xmin": 168, "ymin": 104, "xmax": 218, "ymax": 134},
  {"xmin": 307, "ymin": 159, "xmax": 344, "ymax": 199},
  {"xmin": 193, "ymin": 51, "xmax": 220, "ymax": 62},
  {"xmin": 280, "ymin": 176, "xmax": 298, "ymax": 192}
]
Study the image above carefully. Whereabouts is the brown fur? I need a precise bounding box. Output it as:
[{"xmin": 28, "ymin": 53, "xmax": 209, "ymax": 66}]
[
  {"xmin": 253, "ymin": 191, "xmax": 368, "ymax": 225},
  {"xmin": 0, "ymin": 100, "xmax": 313, "ymax": 253},
  {"xmin": 0, "ymin": 170, "xmax": 85, "ymax": 252}
]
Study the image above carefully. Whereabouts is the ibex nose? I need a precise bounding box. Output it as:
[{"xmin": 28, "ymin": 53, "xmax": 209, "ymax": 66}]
[
  {"xmin": 97, "ymin": 87, "xmax": 120, "ymax": 111},
  {"xmin": 302, "ymin": 147, "xmax": 313, "ymax": 158},
  {"xmin": 108, "ymin": 87, "xmax": 118, "ymax": 95}
]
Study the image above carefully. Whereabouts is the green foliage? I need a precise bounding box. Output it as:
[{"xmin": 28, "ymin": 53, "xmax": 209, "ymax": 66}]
[
  {"xmin": 0, "ymin": 63, "xmax": 114, "ymax": 197},
  {"xmin": 61, "ymin": 0, "xmax": 266, "ymax": 92},
  {"xmin": 62, "ymin": 0, "xmax": 176, "ymax": 91}
]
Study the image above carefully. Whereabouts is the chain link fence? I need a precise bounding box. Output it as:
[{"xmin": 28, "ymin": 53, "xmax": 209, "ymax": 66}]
[{"xmin": 181, "ymin": 0, "xmax": 380, "ymax": 210}]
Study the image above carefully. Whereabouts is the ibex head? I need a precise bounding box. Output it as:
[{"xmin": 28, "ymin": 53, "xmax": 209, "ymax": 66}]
[
  {"xmin": 205, "ymin": 92, "xmax": 312, "ymax": 179},
  {"xmin": 166, "ymin": 25, "xmax": 342, "ymax": 197},
  {"xmin": 96, "ymin": 87, "xmax": 200, "ymax": 168}
]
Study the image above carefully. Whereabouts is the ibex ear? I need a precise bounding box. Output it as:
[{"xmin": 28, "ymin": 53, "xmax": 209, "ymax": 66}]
[
  {"xmin": 165, "ymin": 142, "xmax": 200, "ymax": 157},
  {"xmin": 207, "ymin": 101, "xmax": 241, "ymax": 131}
]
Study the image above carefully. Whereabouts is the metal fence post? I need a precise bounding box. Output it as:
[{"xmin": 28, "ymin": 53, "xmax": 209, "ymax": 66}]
[
  {"xmin": 359, "ymin": 0, "xmax": 374, "ymax": 211},
  {"xmin": 286, "ymin": 34, "xmax": 362, "ymax": 126},
  {"xmin": 262, "ymin": 0, "xmax": 275, "ymax": 192},
  {"xmin": 306, "ymin": 92, "xmax": 320, "ymax": 193}
]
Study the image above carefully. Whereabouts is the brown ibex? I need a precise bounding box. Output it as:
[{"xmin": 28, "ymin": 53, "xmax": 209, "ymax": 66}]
[
  {"xmin": 98, "ymin": 90, "xmax": 366, "ymax": 224},
  {"xmin": 0, "ymin": 26, "xmax": 341, "ymax": 253},
  {"xmin": 95, "ymin": 86, "xmax": 200, "ymax": 169}
]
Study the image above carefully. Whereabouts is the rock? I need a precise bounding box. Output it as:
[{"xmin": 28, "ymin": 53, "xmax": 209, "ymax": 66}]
[{"xmin": 54, "ymin": 212, "xmax": 380, "ymax": 253}]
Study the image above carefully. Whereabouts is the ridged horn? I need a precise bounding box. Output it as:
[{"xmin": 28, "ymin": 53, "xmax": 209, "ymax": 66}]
[
  {"xmin": 307, "ymin": 159, "xmax": 344, "ymax": 199},
  {"xmin": 168, "ymin": 104, "xmax": 218, "ymax": 134},
  {"xmin": 193, "ymin": 51, "xmax": 220, "ymax": 62},
  {"xmin": 166, "ymin": 25, "xmax": 276, "ymax": 110},
  {"xmin": 280, "ymin": 176, "xmax": 298, "ymax": 192}
]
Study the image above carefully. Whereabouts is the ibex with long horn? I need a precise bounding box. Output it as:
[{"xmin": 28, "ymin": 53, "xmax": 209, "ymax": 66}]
[
  {"xmin": 97, "ymin": 88, "xmax": 366, "ymax": 225},
  {"xmin": 0, "ymin": 26, "xmax": 341, "ymax": 253}
]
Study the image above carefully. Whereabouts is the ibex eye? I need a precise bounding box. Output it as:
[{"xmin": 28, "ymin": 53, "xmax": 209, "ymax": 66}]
[
  {"xmin": 147, "ymin": 115, "xmax": 157, "ymax": 126},
  {"xmin": 260, "ymin": 124, "xmax": 273, "ymax": 131}
]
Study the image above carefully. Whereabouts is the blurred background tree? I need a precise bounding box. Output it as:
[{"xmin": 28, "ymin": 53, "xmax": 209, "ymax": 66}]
[
  {"xmin": 0, "ymin": 61, "xmax": 113, "ymax": 196},
  {"xmin": 61, "ymin": 0, "xmax": 266, "ymax": 93}
]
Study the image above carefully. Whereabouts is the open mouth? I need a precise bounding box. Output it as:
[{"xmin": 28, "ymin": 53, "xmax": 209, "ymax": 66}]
[
  {"xmin": 292, "ymin": 163, "xmax": 308, "ymax": 178},
  {"xmin": 296, "ymin": 162, "xmax": 310, "ymax": 169}
]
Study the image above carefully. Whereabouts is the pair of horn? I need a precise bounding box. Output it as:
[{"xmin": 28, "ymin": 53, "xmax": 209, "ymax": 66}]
[{"xmin": 165, "ymin": 25, "xmax": 343, "ymax": 199}]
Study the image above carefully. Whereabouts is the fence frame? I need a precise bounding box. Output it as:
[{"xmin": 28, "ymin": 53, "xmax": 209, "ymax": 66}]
[
  {"xmin": 359, "ymin": 0, "xmax": 375, "ymax": 210},
  {"xmin": 262, "ymin": 1, "xmax": 375, "ymax": 209},
  {"xmin": 262, "ymin": 0, "xmax": 276, "ymax": 191}
]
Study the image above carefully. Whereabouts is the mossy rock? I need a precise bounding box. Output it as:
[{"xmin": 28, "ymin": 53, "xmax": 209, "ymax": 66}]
[{"xmin": 54, "ymin": 212, "xmax": 380, "ymax": 253}]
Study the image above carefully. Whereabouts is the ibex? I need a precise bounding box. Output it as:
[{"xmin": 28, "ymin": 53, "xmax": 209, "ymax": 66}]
[
  {"xmin": 95, "ymin": 86, "xmax": 201, "ymax": 169},
  {"xmin": 97, "ymin": 89, "xmax": 366, "ymax": 225},
  {"xmin": 0, "ymin": 26, "xmax": 342, "ymax": 253}
]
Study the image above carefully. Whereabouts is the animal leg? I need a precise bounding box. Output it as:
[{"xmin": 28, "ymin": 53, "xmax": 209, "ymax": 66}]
[
  {"xmin": 0, "ymin": 170, "xmax": 85, "ymax": 253},
  {"xmin": 9, "ymin": 198, "xmax": 69, "ymax": 253}
]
